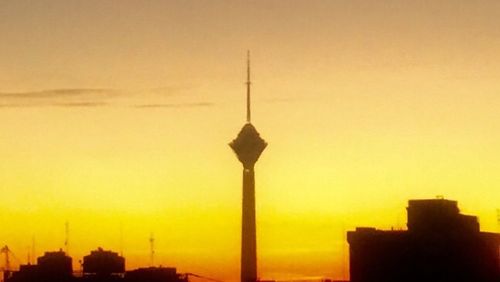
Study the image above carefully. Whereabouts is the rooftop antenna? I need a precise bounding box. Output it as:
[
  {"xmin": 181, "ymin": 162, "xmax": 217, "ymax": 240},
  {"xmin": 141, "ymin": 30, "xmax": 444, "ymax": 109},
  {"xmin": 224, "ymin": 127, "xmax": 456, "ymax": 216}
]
[
  {"xmin": 246, "ymin": 50, "xmax": 251, "ymax": 123},
  {"xmin": 497, "ymin": 209, "xmax": 500, "ymax": 228},
  {"xmin": 341, "ymin": 221, "xmax": 346, "ymax": 280},
  {"xmin": 64, "ymin": 221, "xmax": 69, "ymax": 255},
  {"xmin": 149, "ymin": 233, "xmax": 155, "ymax": 267},
  {"xmin": 31, "ymin": 236, "xmax": 36, "ymax": 264},
  {"xmin": 119, "ymin": 222, "xmax": 124, "ymax": 257}
]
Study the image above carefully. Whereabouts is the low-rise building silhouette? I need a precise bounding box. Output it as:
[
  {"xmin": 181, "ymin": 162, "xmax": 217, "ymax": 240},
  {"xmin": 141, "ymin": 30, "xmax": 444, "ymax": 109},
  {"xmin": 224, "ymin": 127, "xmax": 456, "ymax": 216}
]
[
  {"xmin": 7, "ymin": 264, "xmax": 38, "ymax": 282},
  {"xmin": 348, "ymin": 199, "xmax": 500, "ymax": 282},
  {"xmin": 6, "ymin": 249, "xmax": 186, "ymax": 282},
  {"xmin": 83, "ymin": 248, "xmax": 125, "ymax": 277},
  {"xmin": 37, "ymin": 250, "xmax": 73, "ymax": 279},
  {"xmin": 9, "ymin": 250, "xmax": 73, "ymax": 282},
  {"xmin": 124, "ymin": 267, "xmax": 186, "ymax": 282}
]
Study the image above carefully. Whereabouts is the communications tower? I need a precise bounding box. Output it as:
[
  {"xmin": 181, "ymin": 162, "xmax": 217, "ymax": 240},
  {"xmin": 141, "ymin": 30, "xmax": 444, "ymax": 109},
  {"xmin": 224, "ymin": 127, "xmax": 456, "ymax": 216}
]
[{"xmin": 229, "ymin": 51, "xmax": 267, "ymax": 282}]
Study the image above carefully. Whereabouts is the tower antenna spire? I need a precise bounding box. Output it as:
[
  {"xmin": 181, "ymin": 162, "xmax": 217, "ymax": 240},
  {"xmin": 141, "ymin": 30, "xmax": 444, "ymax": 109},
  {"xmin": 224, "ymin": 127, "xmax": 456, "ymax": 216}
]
[{"xmin": 246, "ymin": 50, "xmax": 251, "ymax": 123}]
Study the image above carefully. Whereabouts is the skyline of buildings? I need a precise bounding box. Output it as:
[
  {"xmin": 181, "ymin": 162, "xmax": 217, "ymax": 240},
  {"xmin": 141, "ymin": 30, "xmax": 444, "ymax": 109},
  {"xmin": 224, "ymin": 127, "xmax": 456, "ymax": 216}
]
[
  {"xmin": 5, "ymin": 248, "xmax": 187, "ymax": 282},
  {"xmin": 2, "ymin": 198, "xmax": 498, "ymax": 282}
]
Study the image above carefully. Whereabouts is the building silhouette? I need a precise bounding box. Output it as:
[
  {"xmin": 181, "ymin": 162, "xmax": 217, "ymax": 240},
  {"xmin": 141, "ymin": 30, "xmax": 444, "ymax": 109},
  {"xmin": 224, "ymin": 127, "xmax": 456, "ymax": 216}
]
[
  {"xmin": 124, "ymin": 267, "xmax": 185, "ymax": 282},
  {"xmin": 348, "ymin": 199, "xmax": 500, "ymax": 282},
  {"xmin": 6, "ymin": 249, "xmax": 186, "ymax": 282},
  {"xmin": 82, "ymin": 248, "xmax": 125, "ymax": 282},
  {"xmin": 229, "ymin": 51, "xmax": 267, "ymax": 282},
  {"xmin": 8, "ymin": 250, "xmax": 73, "ymax": 282},
  {"xmin": 7, "ymin": 265, "xmax": 37, "ymax": 282}
]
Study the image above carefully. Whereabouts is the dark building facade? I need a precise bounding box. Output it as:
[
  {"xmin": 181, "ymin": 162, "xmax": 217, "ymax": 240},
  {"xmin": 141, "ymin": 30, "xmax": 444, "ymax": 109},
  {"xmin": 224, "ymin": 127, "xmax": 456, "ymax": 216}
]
[
  {"xmin": 80, "ymin": 248, "xmax": 125, "ymax": 282},
  {"xmin": 348, "ymin": 199, "xmax": 500, "ymax": 282},
  {"xmin": 124, "ymin": 267, "xmax": 186, "ymax": 282},
  {"xmin": 9, "ymin": 250, "xmax": 73, "ymax": 282},
  {"xmin": 83, "ymin": 248, "xmax": 125, "ymax": 276},
  {"xmin": 7, "ymin": 264, "xmax": 38, "ymax": 282},
  {"xmin": 37, "ymin": 250, "xmax": 73, "ymax": 279}
]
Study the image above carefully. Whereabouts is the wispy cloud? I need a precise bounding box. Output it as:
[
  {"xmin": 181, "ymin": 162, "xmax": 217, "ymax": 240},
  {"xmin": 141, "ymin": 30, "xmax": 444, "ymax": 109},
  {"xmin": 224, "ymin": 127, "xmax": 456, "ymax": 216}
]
[
  {"xmin": 0, "ymin": 86, "xmax": 212, "ymax": 109},
  {"xmin": 53, "ymin": 102, "xmax": 108, "ymax": 107},
  {"xmin": 133, "ymin": 102, "xmax": 214, "ymax": 109},
  {"xmin": 0, "ymin": 103, "xmax": 37, "ymax": 108},
  {"xmin": 0, "ymin": 88, "xmax": 117, "ymax": 108},
  {"xmin": 263, "ymin": 97, "xmax": 302, "ymax": 104},
  {"xmin": 0, "ymin": 88, "xmax": 115, "ymax": 99}
]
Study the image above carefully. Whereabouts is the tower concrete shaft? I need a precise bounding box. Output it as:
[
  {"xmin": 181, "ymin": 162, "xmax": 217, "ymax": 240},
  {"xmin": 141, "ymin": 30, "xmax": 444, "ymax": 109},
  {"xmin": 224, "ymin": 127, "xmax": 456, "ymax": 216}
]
[{"xmin": 241, "ymin": 168, "xmax": 256, "ymax": 282}]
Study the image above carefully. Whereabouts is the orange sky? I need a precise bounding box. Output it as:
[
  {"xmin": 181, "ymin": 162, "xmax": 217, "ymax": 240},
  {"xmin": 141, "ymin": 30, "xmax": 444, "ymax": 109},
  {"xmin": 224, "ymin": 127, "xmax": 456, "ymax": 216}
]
[{"xmin": 1, "ymin": 1, "xmax": 500, "ymax": 281}]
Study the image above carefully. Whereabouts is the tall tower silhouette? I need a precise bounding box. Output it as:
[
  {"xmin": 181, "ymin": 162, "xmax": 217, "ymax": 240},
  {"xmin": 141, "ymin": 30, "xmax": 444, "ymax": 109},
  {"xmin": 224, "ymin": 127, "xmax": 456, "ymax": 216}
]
[{"xmin": 230, "ymin": 51, "xmax": 267, "ymax": 282}]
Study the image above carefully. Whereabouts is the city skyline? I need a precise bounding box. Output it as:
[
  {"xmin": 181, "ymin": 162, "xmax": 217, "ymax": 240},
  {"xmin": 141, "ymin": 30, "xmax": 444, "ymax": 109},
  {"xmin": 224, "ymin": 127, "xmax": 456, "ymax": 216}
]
[
  {"xmin": 3, "ymin": 198, "xmax": 498, "ymax": 282},
  {"xmin": 1, "ymin": 1, "xmax": 500, "ymax": 282}
]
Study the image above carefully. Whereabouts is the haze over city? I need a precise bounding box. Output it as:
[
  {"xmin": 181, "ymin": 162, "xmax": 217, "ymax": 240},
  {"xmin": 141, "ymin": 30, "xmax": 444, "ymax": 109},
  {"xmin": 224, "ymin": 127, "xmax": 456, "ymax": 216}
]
[{"xmin": 1, "ymin": 1, "xmax": 500, "ymax": 282}]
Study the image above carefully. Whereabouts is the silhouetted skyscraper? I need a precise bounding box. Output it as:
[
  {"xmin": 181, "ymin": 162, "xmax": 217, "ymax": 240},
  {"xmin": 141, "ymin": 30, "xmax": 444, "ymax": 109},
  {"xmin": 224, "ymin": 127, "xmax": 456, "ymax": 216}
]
[
  {"xmin": 230, "ymin": 51, "xmax": 267, "ymax": 282},
  {"xmin": 348, "ymin": 199, "xmax": 500, "ymax": 282}
]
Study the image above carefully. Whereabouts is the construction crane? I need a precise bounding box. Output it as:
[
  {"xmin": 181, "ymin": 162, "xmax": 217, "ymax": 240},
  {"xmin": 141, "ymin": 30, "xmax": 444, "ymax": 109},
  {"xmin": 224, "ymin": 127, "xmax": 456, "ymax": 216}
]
[
  {"xmin": 1, "ymin": 246, "xmax": 20, "ymax": 282},
  {"xmin": 0, "ymin": 246, "xmax": 11, "ymax": 282}
]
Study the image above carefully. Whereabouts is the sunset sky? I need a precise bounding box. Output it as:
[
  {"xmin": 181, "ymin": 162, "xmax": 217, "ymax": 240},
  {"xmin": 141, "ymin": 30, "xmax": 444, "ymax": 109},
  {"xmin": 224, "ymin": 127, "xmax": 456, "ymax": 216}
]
[{"xmin": 1, "ymin": 1, "xmax": 500, "ymax": 281}]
